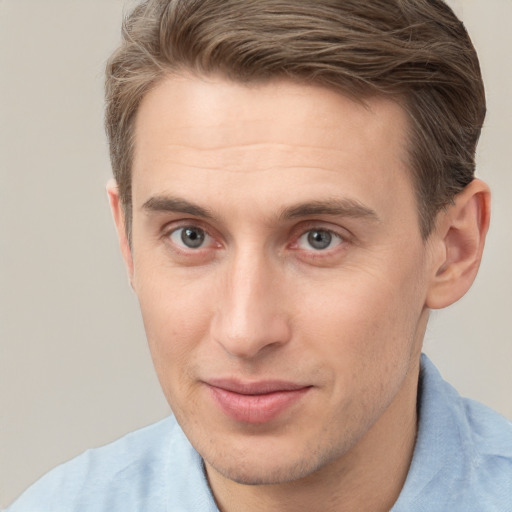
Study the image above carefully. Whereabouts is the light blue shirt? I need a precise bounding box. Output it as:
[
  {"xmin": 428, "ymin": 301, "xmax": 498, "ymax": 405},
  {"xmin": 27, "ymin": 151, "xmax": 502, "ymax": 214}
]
[{"xmin": 6, "ymin": 355, "xmax": 512, "ymax": 511}]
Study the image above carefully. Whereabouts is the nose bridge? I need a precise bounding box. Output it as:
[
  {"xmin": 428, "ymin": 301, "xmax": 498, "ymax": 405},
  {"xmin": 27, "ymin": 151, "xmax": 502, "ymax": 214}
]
[{"xmin": 211, "ymin": 246, "xmax": 290, "ymax": 359}]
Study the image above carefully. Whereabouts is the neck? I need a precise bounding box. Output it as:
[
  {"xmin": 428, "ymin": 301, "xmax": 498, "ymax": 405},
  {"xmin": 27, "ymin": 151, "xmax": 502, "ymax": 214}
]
[{"xmin": 206, "ymin": 360, "xmax": 420, "ymax": 512}]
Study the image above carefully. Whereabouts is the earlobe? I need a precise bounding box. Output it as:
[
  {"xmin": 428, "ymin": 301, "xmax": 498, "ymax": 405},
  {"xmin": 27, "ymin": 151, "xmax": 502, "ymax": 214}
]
[
  {"xmin": 106, "ymin": 179, "xmax": 135, "ymax": 283},
  {"xmin": 426, "ymin": 179, "xmax": 491, "ymax": 310}
]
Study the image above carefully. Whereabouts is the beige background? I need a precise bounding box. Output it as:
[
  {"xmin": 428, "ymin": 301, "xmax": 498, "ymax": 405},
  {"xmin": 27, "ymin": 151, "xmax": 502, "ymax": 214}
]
[{"xmin": 1, "ymin": 0, "xmax": 511, "ymax": 507}]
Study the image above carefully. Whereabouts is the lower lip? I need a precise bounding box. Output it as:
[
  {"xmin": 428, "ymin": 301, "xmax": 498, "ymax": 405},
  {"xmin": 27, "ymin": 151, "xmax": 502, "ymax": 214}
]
[{"xmin": 207, "ymin": 385, "xmax": 310, "ymax": 424}]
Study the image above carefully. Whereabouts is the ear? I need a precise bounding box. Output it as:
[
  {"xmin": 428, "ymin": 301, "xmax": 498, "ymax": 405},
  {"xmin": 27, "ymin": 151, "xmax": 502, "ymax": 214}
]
[
  {"xmin": 426, "ymin": 179, "xmax": 491, "ymax": 310},
  {"xmin": 106, "ymin": 179, "xmax": 134, "ymax": 282}
]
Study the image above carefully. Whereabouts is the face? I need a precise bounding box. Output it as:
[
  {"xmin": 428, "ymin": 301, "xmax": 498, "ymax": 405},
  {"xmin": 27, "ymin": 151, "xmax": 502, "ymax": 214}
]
[{"xmin": 119, "ymin": 75, "xmax": 436, "ymax": 486}]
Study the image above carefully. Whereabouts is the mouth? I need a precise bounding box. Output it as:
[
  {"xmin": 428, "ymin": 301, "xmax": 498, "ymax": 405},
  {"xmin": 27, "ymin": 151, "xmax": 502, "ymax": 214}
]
[{"xmin": 204, "ymin": 379, "xmax": 312, "ymax": 424}]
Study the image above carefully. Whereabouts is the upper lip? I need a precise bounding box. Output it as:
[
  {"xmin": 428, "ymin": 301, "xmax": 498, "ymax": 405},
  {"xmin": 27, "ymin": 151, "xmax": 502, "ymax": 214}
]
[{"xmin": 205, "ymin": 379, "xmax": 311, "ymax": 395}]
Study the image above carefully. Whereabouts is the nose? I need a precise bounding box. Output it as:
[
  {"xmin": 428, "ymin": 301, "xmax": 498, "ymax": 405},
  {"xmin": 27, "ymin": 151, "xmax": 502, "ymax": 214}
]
[{"xmin": 210, "ymin": 250, "xmax": 292, "ymax": 360}]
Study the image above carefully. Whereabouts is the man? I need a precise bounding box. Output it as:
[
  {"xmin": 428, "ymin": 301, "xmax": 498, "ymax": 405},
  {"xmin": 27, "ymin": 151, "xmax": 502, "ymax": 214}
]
[{"xmin": 6, "ymin": 0, "xmax": 511, "ymax": 510}]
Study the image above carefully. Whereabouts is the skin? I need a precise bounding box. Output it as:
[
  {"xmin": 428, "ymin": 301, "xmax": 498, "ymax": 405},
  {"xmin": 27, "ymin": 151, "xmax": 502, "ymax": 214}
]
[{"xmin": 108, "ymin": 75, "xmax": 490, "ymax": 511}]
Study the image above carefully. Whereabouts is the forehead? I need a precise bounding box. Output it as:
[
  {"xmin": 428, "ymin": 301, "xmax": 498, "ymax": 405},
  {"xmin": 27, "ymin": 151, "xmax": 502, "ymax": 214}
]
[
  {"xmin": 131, "ymin": 74, "xmax": 416, "ymax": 226},
  {"xmin": 133, "ymin": 75, "xmax": 408, "ymax": 160}
]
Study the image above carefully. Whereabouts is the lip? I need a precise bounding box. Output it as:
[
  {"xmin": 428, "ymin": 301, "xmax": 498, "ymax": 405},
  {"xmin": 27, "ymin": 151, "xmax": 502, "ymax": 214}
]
[{"xmin": 205, "ymin": 379, "xmax": 311, "ymax": 424}]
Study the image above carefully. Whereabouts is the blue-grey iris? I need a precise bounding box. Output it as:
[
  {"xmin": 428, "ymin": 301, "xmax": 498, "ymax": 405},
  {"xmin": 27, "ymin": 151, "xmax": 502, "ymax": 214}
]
[
  {"xmin": 181, "ymin": 227, "xmax": 205, "ymax": 248},
  {"xmin": 308, "ymin": 230, "xmax": 332, "ymax": 250}
]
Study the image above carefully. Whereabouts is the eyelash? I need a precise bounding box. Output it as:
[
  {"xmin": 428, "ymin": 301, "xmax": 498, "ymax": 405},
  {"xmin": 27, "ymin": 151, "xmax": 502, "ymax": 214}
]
[
  {"xmin": 163, "ymin": 222, "xmax": 349, "ymax": 261},
  {"xmin": 163, "ymin": 223, "xmax": 221, "ymax": 258},
  {"xmin": 287, "ymin": 225, "xmax": 349, "ymax": 264}
]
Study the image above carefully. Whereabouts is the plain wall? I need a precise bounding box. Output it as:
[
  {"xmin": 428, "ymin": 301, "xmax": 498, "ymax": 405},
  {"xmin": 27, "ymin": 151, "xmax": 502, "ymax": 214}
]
[{"xmin": 1, "ymin": 0, "xmax": 511, "ymax": 507}]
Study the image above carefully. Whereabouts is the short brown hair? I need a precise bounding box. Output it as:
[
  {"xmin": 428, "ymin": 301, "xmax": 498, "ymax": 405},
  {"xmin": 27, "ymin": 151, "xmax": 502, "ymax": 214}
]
[{"xmin": 105, "ymin": 0, "xmax": 485, "ymax": 239}]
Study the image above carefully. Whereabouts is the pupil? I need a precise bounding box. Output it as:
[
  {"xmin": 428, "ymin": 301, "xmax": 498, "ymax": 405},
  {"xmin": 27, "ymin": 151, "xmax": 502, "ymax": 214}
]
[
  {"xmin": 182, "ymin": 227, "xmax": 205, "ymax": 248},
  {"xmin": 307, "ymin": 230, "xmax": 332, "ymax": 250}
]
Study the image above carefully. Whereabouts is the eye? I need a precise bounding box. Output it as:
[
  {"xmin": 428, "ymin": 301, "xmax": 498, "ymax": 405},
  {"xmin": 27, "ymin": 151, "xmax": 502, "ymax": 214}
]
[
  {"xmin": 297, "ymin": 229, "xmax": 343, "ymax": 251},
  {"xmin": 169, "ymin": 226, "xmax": 211, "ymax": 249}
]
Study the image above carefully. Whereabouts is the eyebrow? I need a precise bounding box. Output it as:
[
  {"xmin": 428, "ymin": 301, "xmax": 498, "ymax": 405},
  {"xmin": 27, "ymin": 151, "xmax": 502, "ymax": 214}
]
[
  {"xmin": 142, "ymin": 195, "xmax": 380, "ymax": 223},
  {"xmin": 142, "ymin": 196, "xmax": 213, "ymax": 219},
  {"xmin": 280, "ymin": 199, "xmax": 380, "ymax": 222}
]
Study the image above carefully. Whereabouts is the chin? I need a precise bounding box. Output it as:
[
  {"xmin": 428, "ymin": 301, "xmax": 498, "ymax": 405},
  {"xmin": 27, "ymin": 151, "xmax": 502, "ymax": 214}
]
[
  {"xmin": 203, "ymin": 439, "xmax": 343, "ymax": 487},
  {"xmin": 209, "ymin": 458, "xmax": 316, "ymax": 486}
]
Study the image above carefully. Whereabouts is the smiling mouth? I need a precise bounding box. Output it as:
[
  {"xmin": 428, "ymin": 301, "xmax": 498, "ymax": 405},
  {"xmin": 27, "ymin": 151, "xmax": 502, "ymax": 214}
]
[{"xmin": 205, "ymin": 381, "xmax": 312, "ymax": 424}]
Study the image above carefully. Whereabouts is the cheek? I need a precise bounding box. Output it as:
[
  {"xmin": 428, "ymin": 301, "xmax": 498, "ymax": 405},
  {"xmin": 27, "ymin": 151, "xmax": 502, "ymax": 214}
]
[
  {"xmin": 136, "ymin": 279, "xmax": 215, "ymax": 421},
  {"xmin": 294, "ymin": 267, "xmax": 426, "ymax": 430},
  {"xmin": 295, "ymin": 260, "xmax": 426, "ymax": 370},
  {"xmin": 135, "ymin": 269, "xmax": 214, "ymax": 376}
]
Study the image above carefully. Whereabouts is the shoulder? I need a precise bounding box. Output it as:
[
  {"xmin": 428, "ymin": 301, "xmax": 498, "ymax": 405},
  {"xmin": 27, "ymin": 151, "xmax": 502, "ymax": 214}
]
[
  {"xmin": 393, "ymin": 355, "xmax": 512, "ymax": 512},
  {"xmin": 6, "ymin": 417, "xmax": 179, "ymax": 512},
  {"xmin": 461, "ymin": 396, "xmax": 512, "ymax": 459},
  {"xmin": 458, "ymin": 396, "xmax": 512, "ymax": 503},
  {"xmin": 421, "ymin": 354, "xmax": 512, "ymax": 462}
]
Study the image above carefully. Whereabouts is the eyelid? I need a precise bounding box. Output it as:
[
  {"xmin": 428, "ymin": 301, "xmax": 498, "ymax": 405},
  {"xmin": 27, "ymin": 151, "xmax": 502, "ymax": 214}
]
[
  {"xmin": 286, "ymin": 222, "xmax": 352, "ymax": 261},
  {"xmin": 163, "ymin": 220, "xmax": 223, "ymax": 251},
  {"xmin": 169, "ymin": 227, "xmax": 210, "ymax": 249},
  {"xmin": 296, "ymin": 229, "xmax": 343, "ymax": 250},
  {"xmin": 163, "ymin": 218, "xmax": 213, "ymax": 237},
  {"xmin": 160, "ymin": 218, "xmax": 351, "ymax": 258},
  {"xmin": 291, "ymin": 221, "xmax": 351, "ymax": 242}
]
